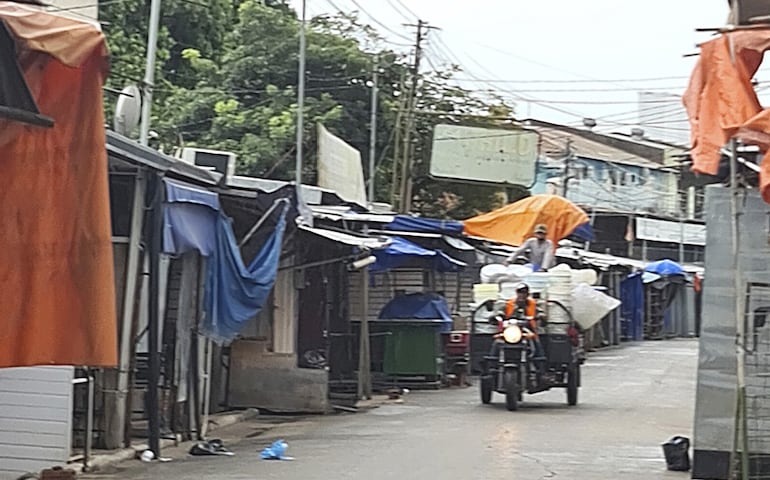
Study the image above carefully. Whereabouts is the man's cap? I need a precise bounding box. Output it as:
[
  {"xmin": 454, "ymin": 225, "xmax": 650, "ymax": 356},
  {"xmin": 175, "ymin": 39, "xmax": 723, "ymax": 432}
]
[
  {"xmin": 534, "ymin": 224, "xmax": 548, "ymax": 234},
  {"xmin": 516, "ymin": 283, "xmax": 529, "ymax": 292}
]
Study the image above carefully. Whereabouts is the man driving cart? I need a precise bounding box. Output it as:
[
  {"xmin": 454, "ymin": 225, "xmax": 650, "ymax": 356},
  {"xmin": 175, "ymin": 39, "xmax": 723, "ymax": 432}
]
[{"xmin": 488, "ymin": 283, "xmax": 546, "ymax": 371}]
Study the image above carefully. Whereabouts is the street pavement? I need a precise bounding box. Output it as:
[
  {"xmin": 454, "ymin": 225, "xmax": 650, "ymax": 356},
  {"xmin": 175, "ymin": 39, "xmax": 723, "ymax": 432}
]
[{"xmin": 84, "ymin": 339, "xmax": 697, "ymax": 480}]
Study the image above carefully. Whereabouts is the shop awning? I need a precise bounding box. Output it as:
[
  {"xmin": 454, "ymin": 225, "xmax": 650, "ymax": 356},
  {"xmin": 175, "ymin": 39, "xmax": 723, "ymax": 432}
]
[
  {"xmin": 299, "ymin": 225, "xmax": 391, "ymax": 250},
  {"xmin": 384, "ymin": 215, "xmax": 465, "ymax": 235},
  {"xmin": 371, "ymin": 236, "xmax": 467, "ymax": 273}
]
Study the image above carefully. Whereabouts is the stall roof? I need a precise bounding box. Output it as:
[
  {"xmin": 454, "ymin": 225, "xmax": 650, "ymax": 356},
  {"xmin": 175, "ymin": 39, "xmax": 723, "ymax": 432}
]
[
  {"xmin": 311, "ymin": 206, "xmax": 395, "ymax": 223},
  {"xmin": 299, "ymin": 225, "xmax": 391, "ymax": 250},
  {"xmin": 106, "ymin": 130, "xmax": 220, "ymax": 185}
]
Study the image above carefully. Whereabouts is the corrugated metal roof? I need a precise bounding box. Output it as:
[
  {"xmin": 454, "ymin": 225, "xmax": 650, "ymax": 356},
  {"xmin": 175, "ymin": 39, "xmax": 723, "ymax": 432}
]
[
  {"xmin": 527, "ymin": 123, "xmax": 676, "ymax": 171},
  {"xmin": 299, "ymin": 225, "xmax": 391, "ymax": 250}
]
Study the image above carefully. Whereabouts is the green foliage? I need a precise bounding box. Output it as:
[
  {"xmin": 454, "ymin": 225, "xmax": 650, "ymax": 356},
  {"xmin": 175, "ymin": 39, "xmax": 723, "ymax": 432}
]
[{"xmin": 99, "ymin": 0, "xmax": 522, "ymax": 217}]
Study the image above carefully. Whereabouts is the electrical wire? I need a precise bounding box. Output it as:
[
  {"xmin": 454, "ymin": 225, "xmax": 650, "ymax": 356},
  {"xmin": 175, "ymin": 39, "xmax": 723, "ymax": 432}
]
[
  {"xmin": 385, "ymin": 0, "xmax": 414, "ymax": 22},
  {"xmin": 393, "ymin": 0, "xmax": 418, "ymax": 19},
  {"xmin": 346, "ymin": 0, "xmax": 414, "ymax": 42}
]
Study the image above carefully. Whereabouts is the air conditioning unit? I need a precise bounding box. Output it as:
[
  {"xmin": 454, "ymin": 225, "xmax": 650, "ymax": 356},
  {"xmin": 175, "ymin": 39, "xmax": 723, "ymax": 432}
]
[{"xmin": 179, "ymin": 147, "xmax": 236, "ymax": 182}]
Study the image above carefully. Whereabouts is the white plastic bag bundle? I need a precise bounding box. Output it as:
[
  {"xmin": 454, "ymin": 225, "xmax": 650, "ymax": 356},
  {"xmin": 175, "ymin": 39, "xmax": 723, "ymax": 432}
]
[{"xmin": 570, "ymin": 283, "xmax": 621, "ymax": 331}]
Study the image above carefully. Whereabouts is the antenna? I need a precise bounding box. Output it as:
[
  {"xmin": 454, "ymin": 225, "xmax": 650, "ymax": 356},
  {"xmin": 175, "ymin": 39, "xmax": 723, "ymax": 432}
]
[{"xmin": 113, "ymin": 85, "xmax": 142, "ymax": 137}]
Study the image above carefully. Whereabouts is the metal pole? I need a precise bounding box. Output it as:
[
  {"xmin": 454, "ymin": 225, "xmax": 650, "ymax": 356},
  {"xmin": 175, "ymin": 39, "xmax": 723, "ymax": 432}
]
[
  {"xmin": 112, "ymin": 172, "xmax": 146, "ymax": 449},
  {"xmin": 294, "ymin": 0, "xmax": 307, "ymax": 197},
  {"xmin": 85, "ymin": 371, "xmax": 94, "ymax": 471},
  {"xmin": 729, "ymin": 138, "xmax": 749, "ymax": 480},
  {"xmin": 679, "ymin": 215, "xmax": 686, "ymax": 263},
  {"xmin": 368, "ymin": 58, "xmax": 379, "ymax": 206},
  {"xmin": 147, "ymin": 173, "xmax": 163, "ymax": 457},
  {"xmin": 139, "ymin": 0, "xmax": 162, "ymax": 146},
  {"xmin": 357, "ymin": 264, "xmax": 372, "ymax": 400}
]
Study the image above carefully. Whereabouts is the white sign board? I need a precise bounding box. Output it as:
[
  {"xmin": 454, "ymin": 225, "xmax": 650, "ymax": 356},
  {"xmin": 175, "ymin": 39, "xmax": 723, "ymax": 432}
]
[
  {"xmin": 317, "ymin": 124, "xmax": 367, "ymax": 207},
  {"xmin": 636, "ymin": 217, "xmax": 706, "ymax": 246},
  {"xmin": 429, "ymin": 124, "xmax": 538, "ymax": 186}
]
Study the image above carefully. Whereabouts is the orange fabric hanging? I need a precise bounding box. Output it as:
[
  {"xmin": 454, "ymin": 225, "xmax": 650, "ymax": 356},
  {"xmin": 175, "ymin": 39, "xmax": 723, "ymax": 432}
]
[
  {"xmin": 0, "ymin": 5, "xmax": 117, "ymax": 368},
  {"xmin": 683, "ymin": 30, "xmax": 770, "ymax": 202},
  {"xmin": 463, "ymin": 194, "xmax": 589, "ymax": 247}
]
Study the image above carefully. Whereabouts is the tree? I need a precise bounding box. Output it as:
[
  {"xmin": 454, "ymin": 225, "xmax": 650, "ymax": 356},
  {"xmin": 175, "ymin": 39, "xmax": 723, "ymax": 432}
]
[{"xmin": 99, "ymin": 0, "xmax": 523, "ymax": 217}]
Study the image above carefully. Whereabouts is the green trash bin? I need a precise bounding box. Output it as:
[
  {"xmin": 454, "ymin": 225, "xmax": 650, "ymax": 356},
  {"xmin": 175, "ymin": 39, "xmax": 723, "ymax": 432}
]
[{"xmin": 380, "ymin": 320, "xmax": 445, "ymax": 377}]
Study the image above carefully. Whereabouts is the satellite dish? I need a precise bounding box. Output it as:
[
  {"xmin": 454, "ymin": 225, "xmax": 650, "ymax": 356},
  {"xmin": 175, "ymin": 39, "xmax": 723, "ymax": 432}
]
[{"xmin": 113, "ymin": 85, "xmax": 142, "ymax": 136}]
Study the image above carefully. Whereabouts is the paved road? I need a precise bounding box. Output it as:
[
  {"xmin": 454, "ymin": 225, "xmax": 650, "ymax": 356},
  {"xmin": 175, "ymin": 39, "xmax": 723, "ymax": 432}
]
[{"xmin": 86, "ymin": 340, "xmax": 697, "ymax": 480}]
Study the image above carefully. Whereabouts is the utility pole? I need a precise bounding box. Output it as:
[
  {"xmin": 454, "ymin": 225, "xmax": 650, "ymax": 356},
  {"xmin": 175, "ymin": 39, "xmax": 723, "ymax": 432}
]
[
  {"xmin": 399, "ymin": 20, "xmax": 436, "ymax": 213},
  {"xmin": 368, "ymin": 57, "xmax": 379, "ymax": 206},
  {"xmin": 139, "ymin": 0, "xmax": 162, "ymax": 146},
  {"xmin": 562, "ymin": 138, "xmax": 573, "ymax": 198},
  {"xmin": 390, "ymin": 72, "xmax": 407, "ymax": 208},
  {"xmin": 295, "ymin": 0, "xmax": 307, "ymax": 201},
  {"xmin": 137, "ymin": 0, "xmax": 163, "ymax": 459}
]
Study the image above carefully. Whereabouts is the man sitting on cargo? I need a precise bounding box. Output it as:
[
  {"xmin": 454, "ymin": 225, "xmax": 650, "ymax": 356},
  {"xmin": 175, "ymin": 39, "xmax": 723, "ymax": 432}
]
[{"xmin": 503, "ymin": 224, "xmax": 554, "ymax": 272}]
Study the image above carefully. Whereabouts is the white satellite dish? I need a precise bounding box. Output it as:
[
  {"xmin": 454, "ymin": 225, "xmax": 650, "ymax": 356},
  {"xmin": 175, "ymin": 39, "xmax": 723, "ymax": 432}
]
[{"xmin": 113, "ymin": 85, "xmax": 142, "ymax": 136}]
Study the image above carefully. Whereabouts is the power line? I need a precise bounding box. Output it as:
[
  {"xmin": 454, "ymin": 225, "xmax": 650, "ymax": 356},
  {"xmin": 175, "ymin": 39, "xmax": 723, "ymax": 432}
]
[
  {"xmin": 347, "ymin": 0, "xmax": 413, "ymax": 42},
  {"xmin": 428, "ymin": 34, "xmax": 592, "ymax": 120},
  {"xmin": 393, "ymin": 0, "xmax": 418, "ymax": 19},
  {"xmin": 449, "ymin": 75, "xmax": 692, "ymax": 84},
  {"xmin": 385, "ymin": 0, "xmax": 413, "ymax": 22}
]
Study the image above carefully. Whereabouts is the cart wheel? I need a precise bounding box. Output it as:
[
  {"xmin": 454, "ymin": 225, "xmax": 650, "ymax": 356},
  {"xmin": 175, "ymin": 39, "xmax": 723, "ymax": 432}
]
[
  {"xmin": 567, "ymin": 364, "xmax": 579, "ymax": 406},
  {"xmin": 480, "ymin": 375, "xmax": 493, "ymax": 404},
  {"xmin": 504, "ymin": 371, "xmax": 519, "ymax": 411}
]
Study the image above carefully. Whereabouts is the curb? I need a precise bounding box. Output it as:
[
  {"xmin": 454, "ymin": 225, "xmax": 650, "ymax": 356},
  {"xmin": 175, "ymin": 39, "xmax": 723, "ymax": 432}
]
[{"xmin": 81, "ymin": 408, "xmax": 260, "ymax": 473}]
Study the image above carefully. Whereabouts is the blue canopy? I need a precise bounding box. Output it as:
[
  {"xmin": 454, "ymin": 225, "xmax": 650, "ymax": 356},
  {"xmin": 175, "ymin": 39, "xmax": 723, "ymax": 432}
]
[
  {"xmin": 645, "ymin": 259, "xmax": 685, "ymax": 277},
  {"xmin": 163, "ymin": 179, "xmax": 220, "ymax": 255},
  {"xmin": 384, "ymin": 215, "xmax": 464, "ymax": 235},
  {"xmin": 572, "ymin": 223, "xmax": 595, "ymax": 242},
  {"xmin": 371, "ymin": 236, "xmax": 466, "ymax": 273},
  {"xmin": 162, "ymin": 178, "xmax": 289, "ymax": 344}
]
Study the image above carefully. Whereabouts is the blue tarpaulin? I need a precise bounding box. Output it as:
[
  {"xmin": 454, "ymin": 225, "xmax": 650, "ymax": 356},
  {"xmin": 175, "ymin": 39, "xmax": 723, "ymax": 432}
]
[
  {"xmin": 162, "ymin": 179, "xmax": 289, "ymax": 344},
  {"xmin": 203, "ymin": 207, "xmax": 289, "ymax": 343},
  {"xmin": 384, "ymin": 215, "xmax": 464, "ymax": 235},
  {"xmin": 163, "ymin": 179, "xmax": 220, "ymax": 255},
  {"xmin": 621, "ymin": 272, "xmax": 644, "ymax": 341},
  {"xmin": 572, "ymin": 223, "xmax": 595, "ymax": 242},
  {"xmin": 645, "ymin": 259, "xmax": 685, "ymax": 277},
  {"xmin": 378, "ymin": 293, "xmax": 452, "ymax": 321},
  {"xmin": 378, "ymin": 293, "xmax": 453, "ymax": 332},
  {"xmin": 371, "ymin": 236, "xmax": 466, "ymax": 273}
]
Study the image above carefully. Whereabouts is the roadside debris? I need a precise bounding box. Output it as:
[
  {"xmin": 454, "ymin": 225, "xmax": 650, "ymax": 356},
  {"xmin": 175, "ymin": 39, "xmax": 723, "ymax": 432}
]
[
  {"xmin": 662, "ymin": 436, "xmax": 691, "ymax": 472},
  {"xmin": 189, "ymin": 439, "xmax": 234, "ymax": 457},
  {"xmin": 260, "ymin": 440, "xmax": 293, "ymax": 460}
]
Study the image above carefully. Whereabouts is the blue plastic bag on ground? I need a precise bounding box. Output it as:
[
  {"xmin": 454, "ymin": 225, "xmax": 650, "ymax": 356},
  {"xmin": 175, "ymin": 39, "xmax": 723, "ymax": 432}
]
[{"xmin": 260, "ymin": 440, "xmax": 291, "ymax": 460}]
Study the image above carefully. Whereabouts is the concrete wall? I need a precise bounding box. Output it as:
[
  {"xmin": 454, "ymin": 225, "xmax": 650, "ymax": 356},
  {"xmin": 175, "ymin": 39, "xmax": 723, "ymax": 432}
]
[
  {"xmin": 227, "ymin": 340, "xmax": 329, "ymax": 413},
  {"xmin": 692, "ymin": 185, "xmax": 770, "ymax": 479}
]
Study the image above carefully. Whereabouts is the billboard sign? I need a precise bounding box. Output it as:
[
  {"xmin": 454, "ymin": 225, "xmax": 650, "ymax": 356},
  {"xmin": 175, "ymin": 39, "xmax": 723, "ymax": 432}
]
[
  {"xmin": 429, "ymin": 124, "xmax": 538, "ymax": 186},
  {"xmin": 317, "ymin": 123, "xmax": 367, "ymax": 207}
]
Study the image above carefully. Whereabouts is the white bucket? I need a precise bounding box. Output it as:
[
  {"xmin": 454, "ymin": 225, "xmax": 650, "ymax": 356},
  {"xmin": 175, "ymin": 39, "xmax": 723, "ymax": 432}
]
[
  {"xmin": 523, "ymin": 272, "xmax": 550, "ymax": 296},
  {"xmin": 473, "ymin": 283, "xmax": 499, "ymax": 303}
]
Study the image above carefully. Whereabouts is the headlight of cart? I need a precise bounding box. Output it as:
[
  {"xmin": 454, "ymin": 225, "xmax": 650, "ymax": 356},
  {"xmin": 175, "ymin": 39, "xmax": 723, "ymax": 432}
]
[{"xmin": 503, "ymin": 325, "xmax": 522, "ymax": 344}]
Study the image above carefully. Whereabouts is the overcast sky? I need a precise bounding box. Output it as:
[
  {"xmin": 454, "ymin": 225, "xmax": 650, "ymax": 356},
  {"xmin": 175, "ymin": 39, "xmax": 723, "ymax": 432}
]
[{"xmin": 291, "ymin": 0, "xmax": 749, "ymax": 139}]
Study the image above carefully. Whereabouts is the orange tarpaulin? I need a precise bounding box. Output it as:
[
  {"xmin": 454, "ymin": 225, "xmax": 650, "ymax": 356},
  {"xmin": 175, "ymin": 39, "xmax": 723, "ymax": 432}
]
[
  {"xmin": 463, "ymin": 194, "xmax": 589, "ymax": 247},
  {"xmin": 0, "ymin": 3, "xmax": 117, "ymax": 367},
  {"xmin": 683, "ymin": 30, "xmax": 770, "ymax": 202}
]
